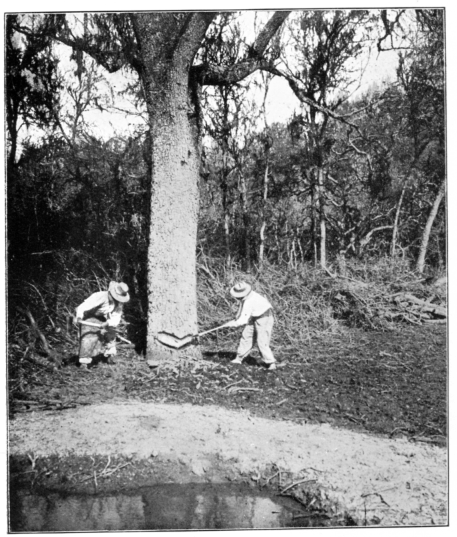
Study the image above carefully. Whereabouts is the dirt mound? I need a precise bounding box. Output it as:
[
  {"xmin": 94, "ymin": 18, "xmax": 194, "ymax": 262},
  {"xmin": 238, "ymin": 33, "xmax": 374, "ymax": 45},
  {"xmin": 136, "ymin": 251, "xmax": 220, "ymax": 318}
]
[{"xmin": 9, "ymin": 401, "xmax": 447, "ymax": 527}]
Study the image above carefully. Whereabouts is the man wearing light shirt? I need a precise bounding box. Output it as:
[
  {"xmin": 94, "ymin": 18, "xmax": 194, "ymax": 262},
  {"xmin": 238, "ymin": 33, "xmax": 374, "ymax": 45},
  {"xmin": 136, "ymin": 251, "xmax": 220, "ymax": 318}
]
[
  {"xmin": 225, "ymin": 282, "xmax": 276, "ymax": 370},
  {"xmin": 75, "ymin": 281, "xmax": 130, "ymax": 369}
]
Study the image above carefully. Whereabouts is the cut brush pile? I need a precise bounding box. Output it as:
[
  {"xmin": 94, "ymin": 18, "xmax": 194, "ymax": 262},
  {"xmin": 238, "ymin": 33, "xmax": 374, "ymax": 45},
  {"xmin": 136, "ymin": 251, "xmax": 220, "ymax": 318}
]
[{"xmin": 195, "ymin": 255, "xmax": 447, "ymax": 358}]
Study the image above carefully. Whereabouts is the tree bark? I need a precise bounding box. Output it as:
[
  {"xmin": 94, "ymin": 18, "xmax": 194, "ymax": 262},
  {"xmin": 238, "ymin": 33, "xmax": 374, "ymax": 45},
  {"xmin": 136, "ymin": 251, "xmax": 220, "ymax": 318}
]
[
  {"xmin": 391, "ymin": 183, "xmax": 407, "ymax": 257},
  {"xmin": 131, "ymin": 13, "xmax": 214, "ymax": 361},
  {"xmin": 317, "ymin": 167, "xmax": 327, "ymax": 268},
  {"xmin": 238, "ymin": 170, "xmax": 251, "ymax": 271},
  {"xmin": 310, "ymin": 175, "xmax": 318, "ymax": 267},
  {"xmin": 416, "ymin": 178, "xmax": 446, "ymax": 274},
  {"xmin": 258, "ymin": 160, "xmax": 269, "ymax": 266}
]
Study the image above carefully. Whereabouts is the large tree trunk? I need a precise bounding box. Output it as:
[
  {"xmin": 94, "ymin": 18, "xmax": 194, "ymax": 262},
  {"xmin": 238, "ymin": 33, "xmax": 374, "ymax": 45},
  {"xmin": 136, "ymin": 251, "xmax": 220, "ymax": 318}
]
[
  {"xmin": 132, "ymin": 13, "xmax": 213, "ymax": 362},
  {"xmin": 416, "ymin": 178, "xmax": 446, "ymax": 274},
  {"xmin": 128, "ymin": 12, "xmax": 288, "ymax": 361}
]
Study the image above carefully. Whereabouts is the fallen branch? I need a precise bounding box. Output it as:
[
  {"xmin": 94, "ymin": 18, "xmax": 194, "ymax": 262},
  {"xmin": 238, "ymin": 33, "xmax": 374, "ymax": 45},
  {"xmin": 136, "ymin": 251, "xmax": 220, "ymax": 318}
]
[
  {"xmin": 323, "ymin": 266, "xmax": 368, "ymax": 287},
  {"xmin": 23, "ymin": 354, "xmax": 56, "ymax": 371},
  {"xmin": 17, "ymin": 307, "xmax": 62, "ymax": 366},
  {"xmin": 78, "ymin": 461, "xmax": 131, "ymax": 484},
  {"xmin": 265, "ymin": 470, "xmax": 283, "ymax": 485},
  {"xmin": 392, "ymin": 294, "xmax": 446, "ymax": 317},
  {"xmin": 412, "ymin": 436, "xmax": 446, "ymax": 445},
  {"xmin": 229, "ymin": 387, "xmax": 262, "ymax": 394},
  {"xmin": 282, "ymin": 379, "xmax": 300, "ymax": 391},
  {"xmin": 220, "ymin": 379, "xmax": 244, "ymax": 392},
  {"xmin": 12, "ymin": 398, "xmax": 91, "ymax": 413},
  {"xmin": 344, "ymin": 413, "xmax": 365, "ymax": 424},
  {"xmin": 361, "ymin": 486, "xmax": 397, "ymax": 498},
  {"xmin": 360, "ymin": 492, "xmax": 391, "ymax": 506},
  {"xmin": 279, "ymin": 478, "xmax": 317, "ymax": 495}
]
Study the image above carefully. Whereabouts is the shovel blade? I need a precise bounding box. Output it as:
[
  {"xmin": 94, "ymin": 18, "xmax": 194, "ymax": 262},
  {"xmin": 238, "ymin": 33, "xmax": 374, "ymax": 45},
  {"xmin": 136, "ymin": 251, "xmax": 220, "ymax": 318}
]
[{"xmin": 156, "ymin": 332, "xmax": 196, "ymax": 349}]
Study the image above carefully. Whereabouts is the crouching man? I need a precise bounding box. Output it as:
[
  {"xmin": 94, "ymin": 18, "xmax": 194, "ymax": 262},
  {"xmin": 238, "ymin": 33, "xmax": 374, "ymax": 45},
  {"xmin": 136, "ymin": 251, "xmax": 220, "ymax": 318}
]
[
  {"xmin": 75, "ymin": 281, "xmax": 130, "ymax": 369},
  {"xmin": 225, "ymin": 282, "xmax": 276, "ymax": 370}
]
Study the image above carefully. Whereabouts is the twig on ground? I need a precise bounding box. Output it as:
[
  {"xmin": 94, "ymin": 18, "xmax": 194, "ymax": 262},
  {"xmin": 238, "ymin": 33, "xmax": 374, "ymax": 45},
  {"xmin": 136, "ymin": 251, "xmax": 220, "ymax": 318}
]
[
  {"xmin": 361, "ymin": 486, "xmax": 397, "ymax": 498},
  {"xmin": 27, "ymin": 452, "xmax": 38, "ymax": 471},
  {"xmin": 78, "ymin": 461, "xmax": 131, "ymax": 484},
  {"xmin": 389, "ymin": 426, "xmax": 411, "ymax": 438},
  {"xmin": 279, "ymin": 478, "xmax": 317, "ymax": 495},
  {"xmin": 229, "ymin": 387, "xmax": 262, "ymax": 394},
  {"xmin": 344, "ymin": 413, "xmax": 364, "ymax": 424},
  {"xmin": 282, "ymin": 379, "xmax": 299, "ymax": 391},
  {"xmin": 265, "ymin": 470, "xmax": 282, "ymax": 484},
  {"xmin": 220, "ymin": 379, "xmax": 244, "ymax": 391},
  {"xmin": 300, "ymin": 467, "xmax": 323, "ymax": 473}
]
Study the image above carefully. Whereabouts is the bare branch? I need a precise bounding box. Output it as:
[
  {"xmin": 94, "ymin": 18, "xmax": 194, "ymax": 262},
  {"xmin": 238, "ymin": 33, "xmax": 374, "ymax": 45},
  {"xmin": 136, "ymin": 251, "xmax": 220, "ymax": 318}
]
[
  {"xmin": 192, "ymin": 11, "xmax": 290, "ymax": 86},
  {"xmin": 377, "ymin": 9, "xmax": 407, "ymax": 52},
  {"xmin": 251, "ymin": 11, "xmax": 290, "ymax": 56},
  {"xmin": 347, "ymin": 139, "xmax": 374, "ymax": 172}
]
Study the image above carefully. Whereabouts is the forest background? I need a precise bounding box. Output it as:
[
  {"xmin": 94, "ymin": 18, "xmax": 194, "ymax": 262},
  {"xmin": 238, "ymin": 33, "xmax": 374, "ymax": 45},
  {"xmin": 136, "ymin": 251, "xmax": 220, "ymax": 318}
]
[{"xmin": 2, "ymin": 2, "xmax": 452, "ymax": 416}]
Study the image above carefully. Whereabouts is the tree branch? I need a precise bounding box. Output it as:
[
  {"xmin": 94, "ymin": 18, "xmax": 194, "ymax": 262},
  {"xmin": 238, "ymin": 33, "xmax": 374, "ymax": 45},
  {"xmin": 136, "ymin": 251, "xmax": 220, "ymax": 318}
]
[
  {"xmin": 173, "ymin": 12, "xmax": 217, "ymax": 67},
  {"xmin": 347, "ymin": 138, "xmax": 374, "ymax": 172},
  {"xmin": 360, "ymin": 225, "xmax": 393, "ymax": 249},
  {"xmin": 377, "ymin": 9, "xmax": 407, "ymax": 52},
  {"xmin": 251, "ymin": 10, "xmax": 290, "ymax": 56},
  {"xmin": 13, "ymin": 16, "xmax": 140, "ymax": 74},
  {"xmin": 192, "ymin": 11, "xmax": 290, "ymax": 86}
]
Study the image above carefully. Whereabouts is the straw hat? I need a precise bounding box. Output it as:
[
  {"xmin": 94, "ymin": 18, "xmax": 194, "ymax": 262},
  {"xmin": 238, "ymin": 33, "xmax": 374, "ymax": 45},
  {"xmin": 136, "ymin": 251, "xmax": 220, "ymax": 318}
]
[
  {"xmin": 108, "ymin": 281, "xmax": 130, "ymax": 303},
  {"xmin": 230, "ymin": 281, "xmax": 252, "ymax": 299}
]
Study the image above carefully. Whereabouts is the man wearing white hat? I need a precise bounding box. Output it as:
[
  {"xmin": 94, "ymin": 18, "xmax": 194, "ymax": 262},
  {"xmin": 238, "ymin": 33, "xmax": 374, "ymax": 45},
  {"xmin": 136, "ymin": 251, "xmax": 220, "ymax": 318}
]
[
  {"xmin": 225, "ymin": 282, "xmax": 276, "ymax": 370},
  {"xmin": 75, "ymin": 281, "xmax": 130, "ymax": 369}
]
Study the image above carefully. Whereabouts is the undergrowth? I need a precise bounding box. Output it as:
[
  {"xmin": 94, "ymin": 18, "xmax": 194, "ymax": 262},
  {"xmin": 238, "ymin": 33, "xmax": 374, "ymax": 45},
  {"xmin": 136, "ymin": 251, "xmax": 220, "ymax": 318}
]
[
  {"xmin": 196, "ymin": 254, "xmax": 446, "ymax": 355},
  {"xmin": 7, "ymin": 251, "xmax": 446, "ymax": 401}
]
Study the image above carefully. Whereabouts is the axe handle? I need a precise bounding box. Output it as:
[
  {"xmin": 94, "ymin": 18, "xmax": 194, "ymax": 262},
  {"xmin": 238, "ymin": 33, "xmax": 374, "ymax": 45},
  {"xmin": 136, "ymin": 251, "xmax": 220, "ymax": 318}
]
[
  {"xmin": 116, "ymin": 334, "xmax": 133, "ymax": 345},
  {"xmin": 77, "ymin": 320, "xmax": 133, "ymax": 345},
  {"xmin": 78, "ymin": 320, "xmax": 104, "ymax": 328},
  {"xmin": 198, "ymin": 323, "xmax": 230, "ymax": 337}
]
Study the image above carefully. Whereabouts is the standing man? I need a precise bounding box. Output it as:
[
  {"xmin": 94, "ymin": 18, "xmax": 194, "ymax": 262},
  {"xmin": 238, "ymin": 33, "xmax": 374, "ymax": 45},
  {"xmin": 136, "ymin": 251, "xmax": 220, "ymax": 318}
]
[
  {"xmin": 225, "ymin": 281, "xmax": 276, "ymax": 370},
  {"xmin": 75, "ymin": 281, "xmax": 130, "ymax": 369}
]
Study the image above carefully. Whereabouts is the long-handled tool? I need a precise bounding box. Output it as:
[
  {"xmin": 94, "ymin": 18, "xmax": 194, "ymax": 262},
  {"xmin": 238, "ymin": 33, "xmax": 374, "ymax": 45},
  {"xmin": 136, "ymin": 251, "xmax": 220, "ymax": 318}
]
[
  {"xmin": 156, "ymin": 322, "xmax": 231, "ymax": 349},
  {"xmin": 77, "ymin": 319, "xmax": 133, "ymax": 345}
]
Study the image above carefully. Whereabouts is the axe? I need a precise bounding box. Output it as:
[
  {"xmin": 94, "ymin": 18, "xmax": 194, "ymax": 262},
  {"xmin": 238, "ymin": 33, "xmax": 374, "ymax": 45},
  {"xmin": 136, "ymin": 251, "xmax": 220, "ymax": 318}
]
[{"xmin": 74, "ymin": 318, "xmax": 133, "ymax": 345}]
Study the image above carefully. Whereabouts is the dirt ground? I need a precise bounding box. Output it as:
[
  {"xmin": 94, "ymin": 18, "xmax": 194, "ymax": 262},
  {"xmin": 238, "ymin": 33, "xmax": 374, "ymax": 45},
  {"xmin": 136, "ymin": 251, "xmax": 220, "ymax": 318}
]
[{"xmin": 8, "ymin": 324, "xmax": 448, "ymax": 527}]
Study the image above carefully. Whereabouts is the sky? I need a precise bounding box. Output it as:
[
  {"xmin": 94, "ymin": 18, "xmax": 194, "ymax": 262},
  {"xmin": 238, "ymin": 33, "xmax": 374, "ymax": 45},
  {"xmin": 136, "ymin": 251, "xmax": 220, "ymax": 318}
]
[
  {"xmin": 17, "ymin": 8, "xmax": 402, "ymax": 146},
  {"xmin": 263, "ymin": 49, "xmax": 398, "ymax": 125}
]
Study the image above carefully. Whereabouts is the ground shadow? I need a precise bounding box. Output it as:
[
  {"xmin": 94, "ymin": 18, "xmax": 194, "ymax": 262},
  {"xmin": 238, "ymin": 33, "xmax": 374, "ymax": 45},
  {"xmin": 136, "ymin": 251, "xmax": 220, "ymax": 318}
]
[
  {"xmin": 202, "ymin": 351, "xmax": 264, "ymax": 368},
  {"xmin": 63, "ymin": 353, "xmax": 114, "ymax": 369}
]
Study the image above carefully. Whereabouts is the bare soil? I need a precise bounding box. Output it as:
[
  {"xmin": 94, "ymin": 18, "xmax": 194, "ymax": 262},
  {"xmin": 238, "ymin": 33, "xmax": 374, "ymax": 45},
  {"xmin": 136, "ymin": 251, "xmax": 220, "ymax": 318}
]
[{"xmin": 8, "ymin": 324, "xmax": 448, "ymax": 527}]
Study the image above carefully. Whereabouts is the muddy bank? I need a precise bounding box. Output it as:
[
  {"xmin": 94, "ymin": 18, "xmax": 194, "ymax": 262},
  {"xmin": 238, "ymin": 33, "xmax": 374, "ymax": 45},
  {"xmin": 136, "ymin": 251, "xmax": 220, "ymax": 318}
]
[{"xmin": 9, "ymin": 401, "xmax": 447, "ymax": 527}]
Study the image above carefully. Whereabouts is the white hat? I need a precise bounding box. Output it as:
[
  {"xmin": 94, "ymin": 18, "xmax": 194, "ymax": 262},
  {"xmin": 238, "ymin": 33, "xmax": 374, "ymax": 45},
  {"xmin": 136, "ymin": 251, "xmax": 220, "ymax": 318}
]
[
  {"xmin": 108, "ymin": 281, "xmax": 130, "ymax": 303},
  {"xmin": 230, "ymin": 282, "xmax": 252, "ymax": 298}
]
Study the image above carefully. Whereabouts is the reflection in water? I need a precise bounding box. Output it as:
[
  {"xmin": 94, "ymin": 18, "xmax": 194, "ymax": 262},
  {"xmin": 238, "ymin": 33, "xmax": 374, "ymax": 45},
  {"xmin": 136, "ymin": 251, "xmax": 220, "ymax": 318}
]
[{"xmin": 10, "ymin": 483, "xmax": 325, "ymax": 531}]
